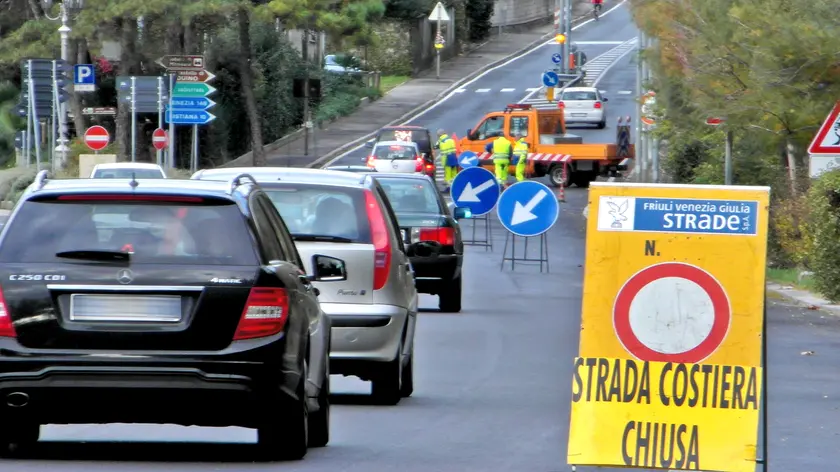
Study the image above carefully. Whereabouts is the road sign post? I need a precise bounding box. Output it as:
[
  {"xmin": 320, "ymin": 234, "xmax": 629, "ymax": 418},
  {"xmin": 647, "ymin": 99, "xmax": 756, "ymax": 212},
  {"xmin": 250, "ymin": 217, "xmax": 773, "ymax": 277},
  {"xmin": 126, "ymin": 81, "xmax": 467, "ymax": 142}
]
[
  {"xmin": 496, "ymin": 181, "xmax": 559, "ymax": 272},
  {"xmin": 152, "ymin": 128, "xmax": 168, "ymax": 151},
  {"xmin": 542, "ymin": 71, "xmax": 560, "ymax": 88},
  {"xmin": 84, "ymin": 125, "xmax": 110, "ymax": 152},
  {"xmin": 429, "ymin": 2, "xmax": 450, "ymax": 80},
  {"xmin": 18, "ymin": 59, "xmax": 70, "ymax": 169},
  {"xmin": 451, "ymin": 167, "xmax": 498, "ymax": 249},
  {"xmin": 568, "ymin": 182, "xmax": 771, "ymax": 472},
  {"xmin": 73, "ymin": 64, "xmax": 95, "ymax": 92},
  {"xmin": 160, "ymin": 56, "xmax": 216, "ymax": 172},
  {"xmin": 117, "ymin": 75, "xmax": 172, "ymax": 162}
]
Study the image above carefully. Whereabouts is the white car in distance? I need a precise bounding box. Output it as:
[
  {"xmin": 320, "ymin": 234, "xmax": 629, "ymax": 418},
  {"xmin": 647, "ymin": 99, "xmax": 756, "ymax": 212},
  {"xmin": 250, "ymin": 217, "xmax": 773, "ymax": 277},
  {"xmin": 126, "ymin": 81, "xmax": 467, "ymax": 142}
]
[
  {"xmin": 559, "ymin": 86, "xmax": 608, "ymax": 129},
  {"xmin": 90, "ymin": 163, "xmax": 167, "ymax": 179},
  {"xmin": 366, "ymin": 141, "xmax": 425, "ymax": 175}
]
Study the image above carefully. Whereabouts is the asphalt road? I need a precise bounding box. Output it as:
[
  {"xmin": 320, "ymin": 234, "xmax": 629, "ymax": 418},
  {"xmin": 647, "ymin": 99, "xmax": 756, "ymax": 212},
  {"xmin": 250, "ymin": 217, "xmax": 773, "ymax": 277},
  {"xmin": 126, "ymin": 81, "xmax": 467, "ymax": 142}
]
[
  {"xmin": 3, "ymin": 3, "xmax": 839, "ymax": 471},
  {"xmin": 329, "ymin": 4, "xmax": 639, "ymax": 168}
]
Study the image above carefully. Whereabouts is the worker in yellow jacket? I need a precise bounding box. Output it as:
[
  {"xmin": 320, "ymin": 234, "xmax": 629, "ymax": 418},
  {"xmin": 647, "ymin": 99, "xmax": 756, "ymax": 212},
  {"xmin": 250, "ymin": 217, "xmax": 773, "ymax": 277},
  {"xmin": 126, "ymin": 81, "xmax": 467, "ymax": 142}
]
[
  {"xmin": 512, "ymin": 132, "xmax": 529, "ymax": 182},
  {"xmin": 491, "ymin": 135, "xmax": 512, "ymax": 188},
  {"xmin": 436, "ymin": 129, "xmax": 458, "ymax": 186}
]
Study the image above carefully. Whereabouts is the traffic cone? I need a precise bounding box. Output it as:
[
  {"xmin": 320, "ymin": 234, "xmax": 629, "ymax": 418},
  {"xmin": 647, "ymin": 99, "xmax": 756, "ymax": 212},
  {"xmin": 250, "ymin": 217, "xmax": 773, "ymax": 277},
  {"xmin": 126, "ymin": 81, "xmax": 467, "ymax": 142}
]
[{"xmin": 555, "ymin": 163, "xmax": 567, "ymax": 202}]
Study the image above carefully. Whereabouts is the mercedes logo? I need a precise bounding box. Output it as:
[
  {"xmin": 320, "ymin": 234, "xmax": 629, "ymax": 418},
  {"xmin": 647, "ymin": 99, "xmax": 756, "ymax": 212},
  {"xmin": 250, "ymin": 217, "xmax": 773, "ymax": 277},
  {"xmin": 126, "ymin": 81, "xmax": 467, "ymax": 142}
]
[
  {"xmin": 117, "ymin": 269, "xmax": 133, "ymax": 285},
  {"xmin": 392, "ymin": 162, "xmax": 399, "ymax": 169}
]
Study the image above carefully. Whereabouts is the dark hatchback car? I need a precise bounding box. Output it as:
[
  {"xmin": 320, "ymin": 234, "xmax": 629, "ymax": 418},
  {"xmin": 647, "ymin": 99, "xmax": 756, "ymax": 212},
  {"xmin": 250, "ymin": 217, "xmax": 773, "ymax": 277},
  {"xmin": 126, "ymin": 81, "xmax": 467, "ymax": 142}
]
[
  {"xmin": 0, "ymin": 172, "xmax": 346, "ymax": 460},
  {"xmin": 366, "ymin": 126, "xmax": 436, "ymax": 180},
  {"xmin": 372, "ymin": 173, "xmax": 467, "ymax": 312}
]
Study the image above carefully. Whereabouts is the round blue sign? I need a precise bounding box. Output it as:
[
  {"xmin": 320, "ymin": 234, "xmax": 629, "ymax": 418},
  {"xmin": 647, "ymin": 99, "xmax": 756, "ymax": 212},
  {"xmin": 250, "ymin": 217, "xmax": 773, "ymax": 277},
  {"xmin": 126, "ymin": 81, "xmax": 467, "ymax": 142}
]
[
  {"xmin": 450, "ymin": 167, "xmax": 500, "ymax": 217},
  {"xmin": 458, "ymin": 151, "xmax": 479, "ymax": 169},
  {"xmin": 496, "ymin": 181, "xmax": 559, "ymax": 237}
]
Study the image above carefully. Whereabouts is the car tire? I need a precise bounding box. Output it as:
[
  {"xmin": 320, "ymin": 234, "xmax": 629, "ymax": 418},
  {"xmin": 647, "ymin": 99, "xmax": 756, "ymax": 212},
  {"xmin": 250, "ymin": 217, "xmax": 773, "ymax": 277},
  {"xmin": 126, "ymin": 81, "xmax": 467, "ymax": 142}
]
[
  {"xmin": 549, "ymin": 164, "xmax": 570, "ymax": 188},
  {"xmin": 371, "ymin": 342, "xmax": 403, "ymax": 406},
  {"xmin": 257, "ymin": 362, "xmax": 309, "ymax": 461},
  {"xmin": 308, "ymin": 353, "xmax": 331, "ymax": 448},
  {"xmin": 597, "ymin": 120, "xmax": 606, "ymax": 129},
  {"xmin": 438, "ymin": 276, "xmax": 462, "ymax": 313},
  {"xmin": 400, "ymin": 345, "xmax": 414, "ymax": 398},
  {"xmin": 0, "ymin": 422, "xmax": 40, "ymax": 457}
]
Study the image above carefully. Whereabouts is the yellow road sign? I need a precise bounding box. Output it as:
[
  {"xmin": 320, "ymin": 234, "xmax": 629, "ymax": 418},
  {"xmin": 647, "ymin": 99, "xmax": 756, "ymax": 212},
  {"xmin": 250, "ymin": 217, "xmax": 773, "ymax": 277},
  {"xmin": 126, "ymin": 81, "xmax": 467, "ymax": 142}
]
[{"xmin": 568, "ymin": 182, "xmax": 770, "ymax": 472}]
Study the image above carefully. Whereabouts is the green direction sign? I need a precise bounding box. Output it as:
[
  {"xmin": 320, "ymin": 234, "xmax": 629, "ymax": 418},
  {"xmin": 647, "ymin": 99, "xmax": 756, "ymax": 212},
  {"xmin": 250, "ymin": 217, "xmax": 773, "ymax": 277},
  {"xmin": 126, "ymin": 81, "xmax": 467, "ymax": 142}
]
[{"xmin": 172, "ymin": 82, "xmax": 216, "ymax": 97}]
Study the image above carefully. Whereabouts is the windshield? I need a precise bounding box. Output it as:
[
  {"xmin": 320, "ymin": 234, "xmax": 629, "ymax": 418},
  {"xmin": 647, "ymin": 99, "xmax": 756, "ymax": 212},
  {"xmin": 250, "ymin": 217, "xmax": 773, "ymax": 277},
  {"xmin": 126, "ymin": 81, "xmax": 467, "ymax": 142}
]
[
  {"xmin": 0, "ymin": 200, "xmax": 257, "ymax": 265},
  {"xmin": 264, "ymin": 185, "xmax": 371, "ymax": 243},
  {"xmin": 377, "ymin": 178, "xmax": 441, "ymax": 215},
  {"xmin": 561, "ymin": 91, "xmax": 598, "ymax": 101},
  {"xmin": 378, "ymin": 129, "xmax": 431, "ymax": 153},
  {"xmin": 93, "ymin": 169, "xmax": 165, "ymax": 179},
  {"xmin": 373, "ymin": 144, "xmax": 417, "ymax": 160}
]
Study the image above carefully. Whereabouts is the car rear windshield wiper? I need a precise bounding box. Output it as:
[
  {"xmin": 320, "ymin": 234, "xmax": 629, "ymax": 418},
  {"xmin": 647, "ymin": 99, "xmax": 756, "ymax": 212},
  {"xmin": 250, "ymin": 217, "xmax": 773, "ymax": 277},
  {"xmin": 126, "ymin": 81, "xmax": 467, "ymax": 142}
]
[
  {"xmin": 291, "ymin": 234, "xmax": 354, "ymax": 243},
  {"xmin": 55, "ymin": 250, "xmax": 130, "ymax": 262}
]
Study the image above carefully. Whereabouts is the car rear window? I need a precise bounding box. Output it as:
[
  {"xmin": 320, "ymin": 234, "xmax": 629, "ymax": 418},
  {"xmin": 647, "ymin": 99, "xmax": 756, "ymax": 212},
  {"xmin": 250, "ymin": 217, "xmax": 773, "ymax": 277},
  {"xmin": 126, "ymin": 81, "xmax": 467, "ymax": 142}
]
[
  {"xmin": 378, "ymin": 129, "xmax": 432, "ymax": 153},
  {"xmin": 562, "ymin": 91, "xmax": 598, "ymax": 101},
  {"xmin": 0, "ymin": 200, "xmax": 258, "ymax": 265},
  {"xmin": 93, "ymin": 169, "xmax": 165, "ymax": 179},
  {"xmin": 263, "ymin": 185, "xmax": 371, "ymax": 243},
  {"xmin": 376, "ymin": 178, "xmax": 441, "ymax": 215},
  {"xmin": 373, "ymin": 144, "xmax": 417, "ymax": 160}
]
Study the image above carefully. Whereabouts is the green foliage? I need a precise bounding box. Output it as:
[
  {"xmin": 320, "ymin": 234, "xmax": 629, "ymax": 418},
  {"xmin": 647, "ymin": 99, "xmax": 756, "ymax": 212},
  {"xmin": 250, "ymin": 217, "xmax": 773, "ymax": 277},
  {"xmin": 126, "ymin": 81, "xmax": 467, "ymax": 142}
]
[
  {"xmin": 314, "ymin": 74, "xmax": 380, "ymax": 123},
  {"xmin": 383, "ymin": 0, "xmax": 435, "ymax": 21},
  {"xmin": 465, "ymin": 0, "xmax": 494, "ymax": 42},
  {"xmin": 0, "ymin": 20, "xmax": 60, "ymax": 72},
  {"xmin": 0, "ymin": 81, "xmax": 23, "ymax": 165},
  {"xmin": 806, "ymin": 170, "xmax": 840, "ymax": 302},
  {"xmin": 365, "ymin": 25, "xmax": 411, "ymax": 75}
]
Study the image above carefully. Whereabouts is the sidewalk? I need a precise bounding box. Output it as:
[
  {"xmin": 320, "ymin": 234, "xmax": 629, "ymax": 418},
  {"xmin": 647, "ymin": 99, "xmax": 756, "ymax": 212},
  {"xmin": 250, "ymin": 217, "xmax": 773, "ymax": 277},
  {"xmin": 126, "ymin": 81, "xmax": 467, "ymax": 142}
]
[
  {"xmin": 223, "ymin": 0, "xmax": 597, "ymax": 169},
  {"xmin": 768, "ymin": 283, "xmax": 840, "ymax": 316}
]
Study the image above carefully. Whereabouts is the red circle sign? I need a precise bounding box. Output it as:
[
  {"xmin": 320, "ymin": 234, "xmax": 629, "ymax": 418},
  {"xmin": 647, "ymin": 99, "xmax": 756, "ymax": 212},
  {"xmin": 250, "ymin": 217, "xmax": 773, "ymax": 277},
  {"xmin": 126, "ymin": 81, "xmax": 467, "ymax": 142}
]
[
  {"xmin": 152, "ymin": 128, "xmax": 168, "ymax": 150},
  {"xmin": 705, "ymin": 117, "xmax": 724, "ymax": 126},
  {"xmin": 613, "ymin": 262, "xmax": 731, "ymax": 364},
  {"xmin": 84, "ymin": 125, "xmax": 110, "ymax": 151}
]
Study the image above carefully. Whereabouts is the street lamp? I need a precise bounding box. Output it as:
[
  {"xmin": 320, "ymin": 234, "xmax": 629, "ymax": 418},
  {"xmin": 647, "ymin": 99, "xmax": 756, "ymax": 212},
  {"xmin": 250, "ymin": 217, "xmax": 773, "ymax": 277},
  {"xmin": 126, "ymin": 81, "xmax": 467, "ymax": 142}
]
[{"xmin": 43, "ymin": 0, "xmax": 84, "ymax": 170}]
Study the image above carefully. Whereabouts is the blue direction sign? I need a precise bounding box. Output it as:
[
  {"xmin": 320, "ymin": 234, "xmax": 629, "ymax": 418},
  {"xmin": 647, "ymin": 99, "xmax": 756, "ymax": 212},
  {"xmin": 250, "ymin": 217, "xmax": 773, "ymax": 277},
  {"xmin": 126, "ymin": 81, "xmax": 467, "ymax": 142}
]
[
  {"xmin": 551, "ymin": 53, "xmax": 563, "ymax": 64},
  {"xmin": 450, "ymin": 167, "xmax": 500, "ymax": 217},
  {"xmin": 458, "ymin": 151, "xmax": 479, "ymax": 168},
  {"xmin": 165, "ymin": 109, "xmax": 216, "ymax": 125},
  {"xmin": 496, "ymin": 181, "xmax": 559, "ymax": 237},
  {"xmin": 542, "ymin": 71, "xmax": 559, "ymax": 88},
  {"xmin": 170, "ymin": 97, "xmax": 215, "ymax": 109}
]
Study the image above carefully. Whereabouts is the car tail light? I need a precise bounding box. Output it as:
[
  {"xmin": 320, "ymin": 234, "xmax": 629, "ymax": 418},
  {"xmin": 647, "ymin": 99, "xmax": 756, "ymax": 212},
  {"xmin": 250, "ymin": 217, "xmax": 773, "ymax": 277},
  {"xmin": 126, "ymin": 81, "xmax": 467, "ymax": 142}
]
[
  {"xmin": 366, "ymin": 156, "xmax": 376, "ymax": 168},
  {"xmin": 0, "ymin": 288, "xmax": 15, "ymax": 338},
  {"xmin": 57, "ymin": 195, "xmax": 203, "ymax": 202},
  {"xmin": 594, "ymin": 101, "xmax": 602, "ymax": 109},
  {"xmin": 425, "ymin": 164, "xmax": 434, "ymax": 171},
  {"xmin": 415, "ymin": 157, "xmax": 423, "ymax": 172},
  {"xmin": 365, "ymin": 190, "xmax": 391, "ymax": 290},
  {"xmin": 419, "ymin": 227, "xmax": 455, "ymax": 246},
  {"xmin": 233, "ymin": 287, "xmax": 290, "ymax": 340},
  {"xmin": 558, "ymin": 101, "xmax": 565, "ymax": 108}
]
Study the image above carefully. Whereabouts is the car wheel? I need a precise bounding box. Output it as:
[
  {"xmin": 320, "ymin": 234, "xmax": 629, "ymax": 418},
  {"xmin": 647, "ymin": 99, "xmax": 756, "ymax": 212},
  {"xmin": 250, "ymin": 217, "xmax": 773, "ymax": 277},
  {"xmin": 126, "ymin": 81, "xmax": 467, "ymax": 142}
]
[
  {"xmin": 257, "ymin": 362, "xmax": 309, "ymax": 460},
  {"xmin": 548, "ymin": 164, "xmax": 570, "ymax": 188},
  {"xmin": 573, "ymin": 171, "xmax": 594, "ymax": 188},
  {"xmin": 308, "ymin": 350, "xmax": 331, "ymax": 448},
  {"xmin": 597, "ymin": 120, "xmax": 606, "ymax": 129},
  {"xmin": 400, "ymin": 345, "xmax": 414, "ymax": 398},
  {"xmin": 438, "ymin": 276, "xmax": 462, "ymax": 313},
  {"xmin": 371, "ymin": 341, "xmax": 403, "ymax": 406},
  {"xmin": 0, "ymin": 422, "xmax": 40, "ymax": 457}
]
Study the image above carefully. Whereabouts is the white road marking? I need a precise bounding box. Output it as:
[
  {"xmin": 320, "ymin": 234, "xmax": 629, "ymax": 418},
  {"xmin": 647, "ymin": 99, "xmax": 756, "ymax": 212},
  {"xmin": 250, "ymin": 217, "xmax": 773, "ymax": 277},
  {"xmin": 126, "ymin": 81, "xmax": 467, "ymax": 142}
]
[
  {"xmin": 500, "ymin": 88, "xmax": 515, "ymax": 92},
  {"xmin": 526, "ymin": 88, "xmax": 541, "ymax": 92},
  {"xmin": 573, "ymin": 41, "xmax": 625, "ymax": 45},
  {"xmin": 454, "ymin": 89, "xmax": 467, "ymax": 93},
  {"xmin": 591, "ymin": 39, "xmax": 639, "ymax": 87},
  {"xmin": 475, "ymin": 89, "xmax": 491, "ymax": 93},
  {"xmin": 617, "ymin": 90, "xmax": 632, "ymax": 94},
  {"xmin": 322, "ymin": 0, "xmax": 629, "ymax": 167}
]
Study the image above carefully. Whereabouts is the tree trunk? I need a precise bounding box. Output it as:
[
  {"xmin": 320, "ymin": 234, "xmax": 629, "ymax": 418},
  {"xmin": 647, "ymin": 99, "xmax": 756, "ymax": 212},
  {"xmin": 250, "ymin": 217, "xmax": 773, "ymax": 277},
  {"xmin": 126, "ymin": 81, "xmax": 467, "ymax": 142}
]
[
  {"xmin": 237, "ymin": 7, "xmax": 266, "ymax": 167},
  {"xmin": 68, "ymin": 39, "xmax": 87, "ymax": 145},
  {"xmin": 785, "ymin": 136, "xmax": 798, "ymax": 197},
  {"xmin": 116, "ymin": 17, "xmax": 140, "ymax": 161},
  {"xmin": 165, "ymin": 19, "xmax": 184, "ymax": 55}
]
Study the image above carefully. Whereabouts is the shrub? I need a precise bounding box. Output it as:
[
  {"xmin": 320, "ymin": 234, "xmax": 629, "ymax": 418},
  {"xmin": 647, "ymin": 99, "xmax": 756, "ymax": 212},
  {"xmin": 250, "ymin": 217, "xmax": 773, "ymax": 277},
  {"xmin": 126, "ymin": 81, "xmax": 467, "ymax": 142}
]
[
  {"xmin": 805, "ymin": 169, "xmax": 840, "ymax": 301},
  {"xmin": 768, "ymin": 194, "xmax": 811, "ymax": 268}
]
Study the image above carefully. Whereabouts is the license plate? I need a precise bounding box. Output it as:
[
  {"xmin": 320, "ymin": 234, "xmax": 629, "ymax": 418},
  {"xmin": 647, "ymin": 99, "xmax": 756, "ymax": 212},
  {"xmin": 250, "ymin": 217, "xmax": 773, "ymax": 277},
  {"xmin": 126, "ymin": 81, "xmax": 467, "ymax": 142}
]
[
  {"xmin": 571, "ymin": 113, "xmax": 587, "ymax": 117},
  {"xmin": 69, "ymin": 294, "xmax": 182, "ymax": 323}
]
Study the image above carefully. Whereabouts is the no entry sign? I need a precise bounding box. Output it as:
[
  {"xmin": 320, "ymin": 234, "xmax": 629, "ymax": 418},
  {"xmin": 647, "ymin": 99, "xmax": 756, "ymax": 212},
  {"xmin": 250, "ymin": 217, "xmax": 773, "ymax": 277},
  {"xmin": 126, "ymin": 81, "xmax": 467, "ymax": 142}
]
[
  {"xmin": 152, "ymin": 128, "xmax": 168, "ymax": 150},
  {"xmin": 84, "ymin": 125, "xmax": 110, "ymax": 151}
]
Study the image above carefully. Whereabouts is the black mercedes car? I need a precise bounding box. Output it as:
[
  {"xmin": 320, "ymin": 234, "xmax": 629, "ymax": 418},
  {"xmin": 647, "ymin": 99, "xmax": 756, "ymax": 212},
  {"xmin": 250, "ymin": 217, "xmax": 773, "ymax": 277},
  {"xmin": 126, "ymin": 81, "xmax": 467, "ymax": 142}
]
[
  {"xmin": 371, "ymin": 173, "xmax": 467, "ymax": 312},
  {"xmin": 0, "ymin": 171, "xmax": 347, "ymax": 459}
]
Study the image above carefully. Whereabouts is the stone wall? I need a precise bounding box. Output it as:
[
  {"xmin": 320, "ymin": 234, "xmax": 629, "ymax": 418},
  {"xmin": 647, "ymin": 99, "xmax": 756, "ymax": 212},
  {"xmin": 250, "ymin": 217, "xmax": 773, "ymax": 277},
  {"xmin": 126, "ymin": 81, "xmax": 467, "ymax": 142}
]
[{"xmin": 491, "ymin": 0, "xmax": 554, "ymax": 27}]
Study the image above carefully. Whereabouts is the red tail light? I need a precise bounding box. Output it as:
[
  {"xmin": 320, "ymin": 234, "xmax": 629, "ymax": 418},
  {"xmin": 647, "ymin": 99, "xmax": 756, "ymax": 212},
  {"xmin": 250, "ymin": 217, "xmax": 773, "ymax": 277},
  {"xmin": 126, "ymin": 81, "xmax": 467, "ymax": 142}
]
[
  {"xmin": 594, "ymin": 101, "xmax": 602, "ymax": 109},
  {"xmin": 57, "ymin": 195, "xmax": 203, "ymax": 202},
  {"xmin": 233, "ymin": 287, "xmax": 290, "ymax": 340},
  {"xmin": 558, "ymin": 101, "xmax": 565, "ymax": 108},
  {"xmin": 0, "ymin": 288, "xmax": 15, "ymax": 338},
  {"xmin": 365, "ymin": 190, "xmax": 392, "ymax": 290},
  {"xmin": 415, "ymin": 157, "xmax": 423, "ymax": 172},
  {"xmin": 366, "ymin": 156, "xmax": 376, "ymax": 168},
  {"xmin": 425, "ymin": 164, "xmax": 434, "ymax": 170},
  {"xmin": 419, "ymin": 227, "xmax": 455, "ymax": 246}
]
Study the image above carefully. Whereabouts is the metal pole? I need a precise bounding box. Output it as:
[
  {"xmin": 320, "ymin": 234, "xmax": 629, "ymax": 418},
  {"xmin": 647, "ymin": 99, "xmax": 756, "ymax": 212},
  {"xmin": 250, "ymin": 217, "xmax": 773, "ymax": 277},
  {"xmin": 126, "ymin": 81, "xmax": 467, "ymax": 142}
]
[
  {"xmin": 565, "ymin": 0, "xmax": 572, "ymax": 65},
  {"xmin": 651, "ymin": 137, "xmax": 659, "ymax": 183},
  {"xmin": 191, "ymin": 124, "xmax": 199, "ymax": 172},
  {"xmin": 724, "ymin": 129, "xmax": 733, "ymax": 185},
  {"xmin": 167, "ymin": 73, "xmax": 176, "ymax": 168},
  {"xmin": 29, "ymin": 65, "xmax": 42, "ymax": 169},
  {"xmin": 130, "ymin": 76, "xmax": 137, "ymax": 162},
  {"xmin": 50, "ymin": 61, "xmax": 57, "ymax": 169},
  {"xmin": 25, "ymin": 62, "xmax": 32, "ymax": 168},
  {"xmin": 55, "ymin": 3, "xmax": 71, "ymax": 169},
  {"xmin": 157, "ymin": 76, "xmax": 164, "ymax": 167},
  {"xmin": 303, "ymin": 77, "xmax": 310, "ymax": 156},
  {"xmin": 561, "ymin": 0, "xmax": 569, "ymax": 74},
  {"xmin": 635, "ymin": 37, "xmax": 645, "ymax": 182},
  {"xmin": 436, "ymin": 17, "xmax": 442, "ymax": 80}
]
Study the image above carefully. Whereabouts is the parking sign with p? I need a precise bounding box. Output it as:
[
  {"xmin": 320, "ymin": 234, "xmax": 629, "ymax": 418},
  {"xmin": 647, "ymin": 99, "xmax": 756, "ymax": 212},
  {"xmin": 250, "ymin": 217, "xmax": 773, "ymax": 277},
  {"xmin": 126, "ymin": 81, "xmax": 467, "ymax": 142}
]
[{"xmin": 74, "ymin": 64, "xmax": 96, "ymax": 92}]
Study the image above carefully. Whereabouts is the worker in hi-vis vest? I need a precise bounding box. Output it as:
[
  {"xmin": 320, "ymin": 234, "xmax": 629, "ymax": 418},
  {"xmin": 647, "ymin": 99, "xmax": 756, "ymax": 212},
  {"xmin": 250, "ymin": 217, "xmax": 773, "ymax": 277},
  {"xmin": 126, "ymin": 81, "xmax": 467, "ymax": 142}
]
[
  {"xmin": 512, "ymin": 131, "xmax": 529, "ymax": 182},
  {"xmin": 491, "ymin": 135, "xmax": 512, "ymax": 187},
  {"xmin": 436, "ymin": 129, "xmax": 458, "ymax": 186}
]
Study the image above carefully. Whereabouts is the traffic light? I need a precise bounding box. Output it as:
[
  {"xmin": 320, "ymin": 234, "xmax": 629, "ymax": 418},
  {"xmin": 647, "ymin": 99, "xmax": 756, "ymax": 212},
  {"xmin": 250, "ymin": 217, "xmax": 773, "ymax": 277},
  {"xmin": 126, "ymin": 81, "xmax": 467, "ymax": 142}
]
[{"xmin": 555, "ymin": 34, "xmax": 566, "ymax": 44}]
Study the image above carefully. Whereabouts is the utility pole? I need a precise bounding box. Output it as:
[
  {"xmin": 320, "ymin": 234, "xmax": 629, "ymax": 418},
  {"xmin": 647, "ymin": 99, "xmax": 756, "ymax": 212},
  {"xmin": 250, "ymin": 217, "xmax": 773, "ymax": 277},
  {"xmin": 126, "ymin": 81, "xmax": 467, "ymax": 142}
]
[
  {"xmin": 56, "ymin": 3, "xmax": 71, "ymax": 170},
  {"xmin": 635, "ymin": 31, "xmax": 645, "ymax": 182},
  {"xmin": 562, "ymin": 0, "xmax": 571, "ymax": 74},
  {"xmin": 724, "ymin": 130, "xmax": 733, "ymax": 185}
]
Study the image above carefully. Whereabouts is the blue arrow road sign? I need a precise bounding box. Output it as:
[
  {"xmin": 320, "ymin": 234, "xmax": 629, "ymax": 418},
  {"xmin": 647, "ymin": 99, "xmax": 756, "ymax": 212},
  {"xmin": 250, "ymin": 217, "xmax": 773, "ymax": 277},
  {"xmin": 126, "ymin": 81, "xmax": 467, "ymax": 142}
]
[
  {"xmin": 170, "ymin": 97, "xmax": 215, "ymax": 110},
  {"xmin": 496, "ymin": 181, "xmax": 559, "ymax": 237},
  {"xmin": 458, "ymin": 151, "xmax": 479, "ymax": 168},
  {"xmin": 542, "ymin": 71, "xmax": 559, "ymax": 88},
  {"xmin": 165, "ymin": 109, "xmax": 216, "ymax": 125},
  {"xmin": 450, "ymin": 167, "xmax": 500, "ymax": 217},
  {"xmin": 551, "ymin": 53, "xmax": 563, "ymax": 64}
]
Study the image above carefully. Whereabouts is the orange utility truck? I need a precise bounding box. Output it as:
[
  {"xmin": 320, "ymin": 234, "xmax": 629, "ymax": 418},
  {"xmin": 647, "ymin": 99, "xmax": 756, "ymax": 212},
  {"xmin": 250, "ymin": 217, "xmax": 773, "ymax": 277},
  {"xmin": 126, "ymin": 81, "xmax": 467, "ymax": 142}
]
[{"xmin": 457, "ymin": 103, "xmax": 634, "ymax": 188}]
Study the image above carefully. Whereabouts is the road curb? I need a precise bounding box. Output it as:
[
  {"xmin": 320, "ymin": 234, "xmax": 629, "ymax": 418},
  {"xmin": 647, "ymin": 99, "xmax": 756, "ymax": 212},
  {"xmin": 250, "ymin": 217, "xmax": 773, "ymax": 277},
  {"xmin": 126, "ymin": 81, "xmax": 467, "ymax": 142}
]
[
  {"xmin": 308, "ymin": 13, "xmax": 595, "ymax": 169},
  {"xmin": 766, "ymin": 283, "xmax": 840, "ymax": 315}
]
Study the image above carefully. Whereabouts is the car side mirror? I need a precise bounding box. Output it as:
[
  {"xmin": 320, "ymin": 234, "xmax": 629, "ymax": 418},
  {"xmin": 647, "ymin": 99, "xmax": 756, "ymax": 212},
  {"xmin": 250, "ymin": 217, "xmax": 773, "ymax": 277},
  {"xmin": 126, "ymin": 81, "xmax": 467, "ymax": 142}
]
[
  {"xmin": 308, "ymin": 254, "xmax": 347, "ymax": 282},
  {"xmin": 466, "ymin": 128, "xmax": 475, "ymax": 140},
  {"xmin": 364, "ymin": 140, "xmax": 374, "ymax": 148},
  {"xmin": 453, "ymin": 207, "xmax": 471, "ymax": 219}
]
